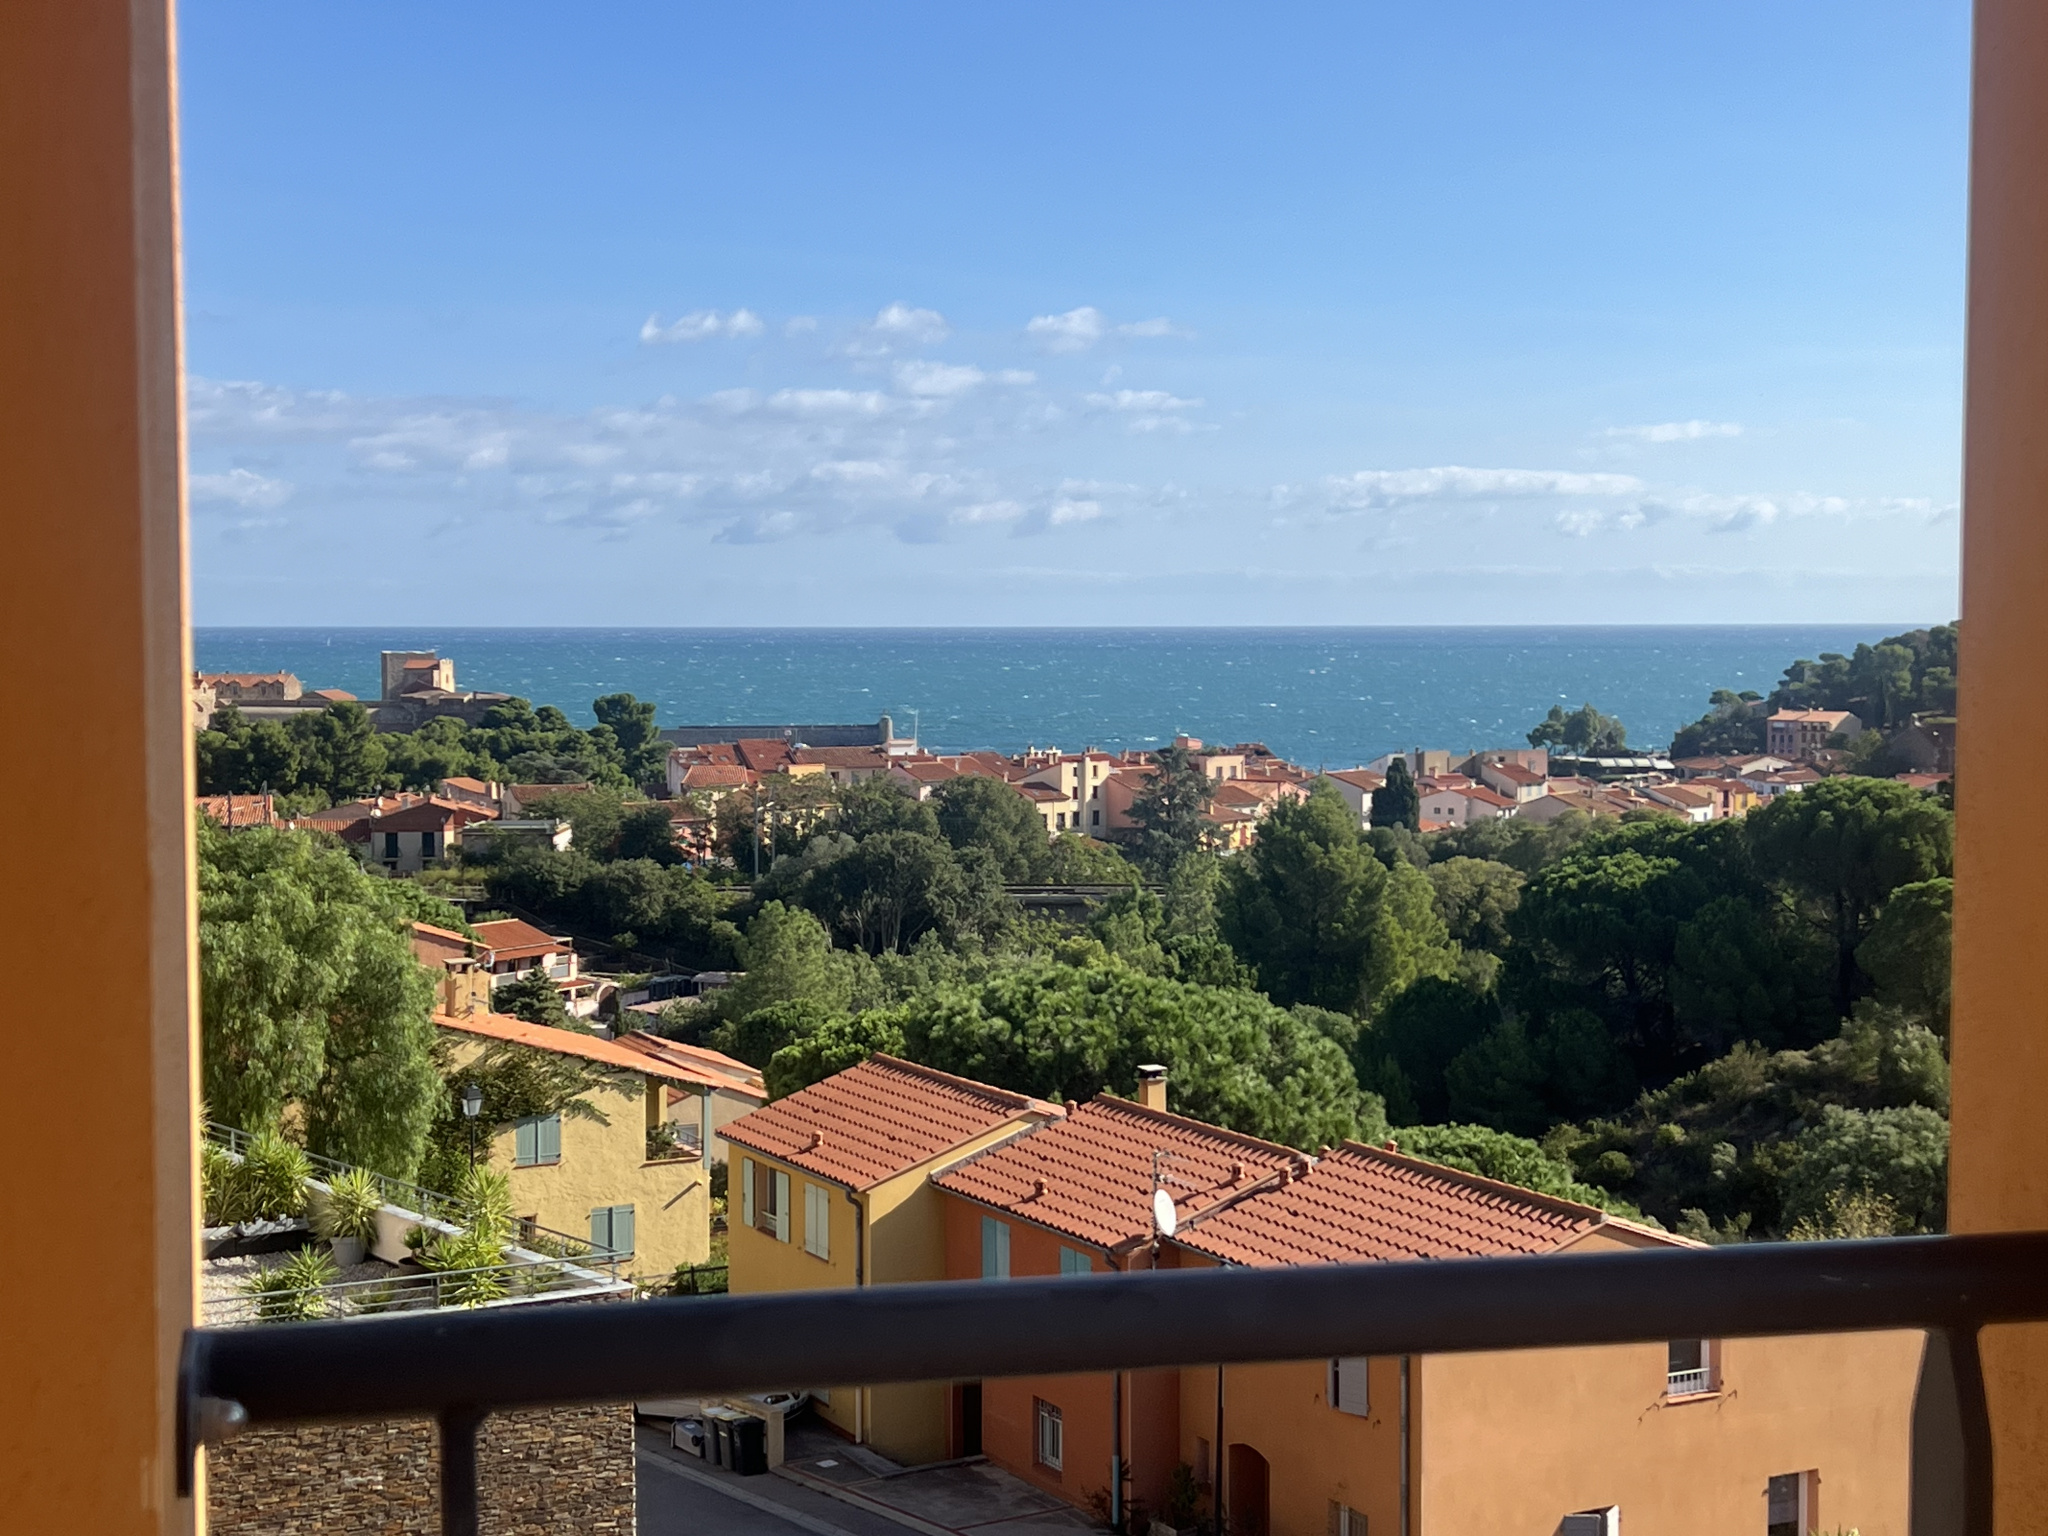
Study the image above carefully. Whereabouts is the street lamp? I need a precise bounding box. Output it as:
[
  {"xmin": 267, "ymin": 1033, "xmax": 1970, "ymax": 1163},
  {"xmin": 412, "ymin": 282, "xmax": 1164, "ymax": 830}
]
[{"xmin": 461, "ymin": 1081, "xmax": 483, "ymax": 1166}]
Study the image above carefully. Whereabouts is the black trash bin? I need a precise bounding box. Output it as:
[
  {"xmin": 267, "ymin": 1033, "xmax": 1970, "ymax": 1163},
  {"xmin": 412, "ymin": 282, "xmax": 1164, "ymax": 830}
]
[
  {"xmin": 729, "ymin": 1415, "xmax": 768, "ymax": 1476},
  {"xmin": 708, "ymin": 1414, "xmax": 731, "ymax": 1469}
]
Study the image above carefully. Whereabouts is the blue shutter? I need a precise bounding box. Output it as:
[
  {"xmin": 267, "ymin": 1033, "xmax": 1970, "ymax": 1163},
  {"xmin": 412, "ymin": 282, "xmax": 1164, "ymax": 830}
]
[
  {"xmin": 742, "ymin": 1159, "xmax": 756, "ymax": 1227},
  {"xmin": 614, "ymin": 1205, "xmax": 635, "ymax": 1256},
  {"xmin": 539, "ymin": 1114, "xmax": 561, "ymax": 1162},
  {"xmin": 982, "ymin": 1216, "xmax": 1009, "ymax": 1279},
  {"xmin": 514, "ymin": 1118, "xmax": 537, "ymax": 1166},
  {"xmin": 590, "ymin": 1207, "xmax": 609, "ymax": 1251}
]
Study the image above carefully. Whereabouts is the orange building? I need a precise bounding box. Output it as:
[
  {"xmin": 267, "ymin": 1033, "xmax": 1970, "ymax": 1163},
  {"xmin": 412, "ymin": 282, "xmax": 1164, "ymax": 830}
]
[{"xmin": 924, "ymin": 1070, "xmax": 1923, "ymax": 1536}]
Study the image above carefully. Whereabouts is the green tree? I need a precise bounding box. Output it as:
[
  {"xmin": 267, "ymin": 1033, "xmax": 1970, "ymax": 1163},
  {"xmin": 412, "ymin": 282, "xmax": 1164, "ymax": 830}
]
[
  {"xmin": 286, "ymin": 701, "xmax": 391, "ymax": 799},
  {"xmin": 1368, "ymin": 758, "xmax": 1420, "ymax": 831},
  {"xmin": 1220, "ymin": 787, "xmax": 1458, "ymax": 1016},
  {"xmin": 497, "ymin": 967, "xmax": 575, "ymax": 1030},
  {"xmin": 1527, "ymin": 702, "xmax": 1627, "ymax": 754},
  {"xmin": 198, "ymin": 821, "xmax": 440, "ymax": 1179},
  {"xmin": 901, "ymin": 958, "xmax": 1380, "ymax": 1150},
  {"xmin": 718, "ymin": 998, "xmax": 845, "ymax": 1070},
  {"xmin": 614, "ymin": 802, "xmax": 684, "ymax": 866},
  {"xmin": 932, "ymin": 775, "xmax": 1048, "ymax": 880},
  {"xmin": 718, "ymin": 902, "xmax": 852, "ymax": 1021},
  {"xmin": 1041, "ymin": 833, "xmax": 1139, "ymax": 884},
  {"xmin": 1745, "ymin": 777, "xmax": 1953, "ymax": 1018},
  {"xmin": 839, "ymin": 777, "xmax": 943, "ymax": 841},
  {"xmin": 1856, "ymin": 877, "xmax": 1952, "ymax": 1033},
  {"xmin": 1425, "ymin": 857, "xmax": 1525, "ymax": 953},
  {"xmin": 1395, "ymin": 1123, "xmax": 1622, "ymax": 1210},
  {"xmin": 1668, "ymin": 690, "xmax": 1765, "ymax": 759},
  {"xmin": 1357, "ymin": 976, "xmax": 1500, "ymax": 1125},
  {"xmin": 765, "ymin": 1012, "xmax": 910, "ymax": 1099},
  {"xmin": 1125, "ymin": 746, "xmax": 1216, "ymax": 874},
  {"xmin": 592, "ymin": 692, "xmax": 664, "ymax": 784},
  {"xmin": 1778, "ymin": 1105, "xmax": 1949, "ymax": 1236}
]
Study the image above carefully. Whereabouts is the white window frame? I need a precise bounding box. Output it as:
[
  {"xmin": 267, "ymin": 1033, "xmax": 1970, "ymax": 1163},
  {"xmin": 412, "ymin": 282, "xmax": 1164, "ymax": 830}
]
[
  {"xmin": 1559, "ymin": 1509, "xmax": 1619, "ymax": 1536},
  {"xmin": 804, "ymin": 1182, "xmax": 831, "ymax": 1260},
  {"xmin": 1329, "ymin": 1356, "xmax": 1370, "ymax": 1416},
  {"xmin": 1328, "ymin": 1501, "xmax": 1368, "ymax": 1536},
  {"xmin": 1665, "ymin": 1338, "xmax": 1715, "ymax": 1397},
  {"xmin": 770, "ymin": 1168, "xmax": 791, "ymax": 1243},
  {"xmin": 1766, "ymin": 1471, "xmax": 1813, "ymax": 1536},
  {"xmin": 1033, "ymin": 1398, "xmax": 1063, "ymax": 1471}
]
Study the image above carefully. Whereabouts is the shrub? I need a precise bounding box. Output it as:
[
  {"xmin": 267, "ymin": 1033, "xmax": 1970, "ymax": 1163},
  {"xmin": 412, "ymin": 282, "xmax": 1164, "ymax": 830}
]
[
  {"xmin": 312, "ymin": 1167, "xmax": 384, "ymax": 1246},
  {"xmin": 242, "ymin": 1244, "xmax": 338, "ymax": 1323}
]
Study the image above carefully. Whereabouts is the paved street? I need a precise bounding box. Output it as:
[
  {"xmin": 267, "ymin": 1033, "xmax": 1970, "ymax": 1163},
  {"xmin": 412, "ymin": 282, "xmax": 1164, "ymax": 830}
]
[{"xmin": 636, "ymin": 1427, "xmax": 928, "ymax": 1536}]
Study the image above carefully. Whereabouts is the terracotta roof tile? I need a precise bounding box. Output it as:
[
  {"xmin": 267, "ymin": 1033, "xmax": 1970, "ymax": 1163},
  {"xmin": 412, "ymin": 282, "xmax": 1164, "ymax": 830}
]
[
  {"xmin": 1174, "ymin": 1142, "xmax": 1611, "ymax": 1267},
  {"xmin": 934, "ymin": 1097, "xmax": 1300, "ymax": 1252},
  {"xmin": 720, "ymin": 1055, "xmax": 1058, "ymax": 1191},
  {"xmin": 612, "ymin": 1032, "xmax": 767, "ymax": 1100},
  {"xmin": 433, "ymin": 1010, "xmax": 731, "ymax": 1089},
  {"xmin": 473, "ymin": 918, "xmax": 566, "ymax": 955}
]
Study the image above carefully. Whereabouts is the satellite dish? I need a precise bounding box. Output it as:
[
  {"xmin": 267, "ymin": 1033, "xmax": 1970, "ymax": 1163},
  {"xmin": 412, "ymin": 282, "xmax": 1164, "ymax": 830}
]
[{"xmin": 1152, "ymin": 1188, "xmax": 1178, "ymax": 1238}]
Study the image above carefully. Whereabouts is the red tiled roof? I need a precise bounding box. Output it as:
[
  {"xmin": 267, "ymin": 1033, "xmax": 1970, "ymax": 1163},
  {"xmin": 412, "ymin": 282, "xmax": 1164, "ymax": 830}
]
[
  {"xmin": 1322, "ymin": 770, "xmax": 1386, "ymax": 791},
  {"xmin": 679, "ymin": 763, "xmax": 757, "ymax": 789},
  {"xmin": 434, "ymin": 1010, "xmax": 733, "ymax": 1089},
  {"xmin": 345, "ymin": 798, "xmax": 497, "ymax": 834},
  {"xmin": 791, "ymin": 746, "xmax": 891, "ymax": 769},
  {"xmin": 196, "ymin": 794, "xmax": 279, "ymax": 828},
  {"xmin": 1014, "ymin": 783, "xmax": 1068, "ymax": 802},
  {"xmin": 442, "ymin": 776, "xmax": 495, "ymax": 794},
  {"xmin": 305, "ymin": 688, "xmax": 356, "ymax": 702},
  {"xmin": 613, "ymin": 1032, "xmax": 767, "ymax": 1100},
  {"xmin": 473, "ymin": 918, "xmax": 567, "ymax": 956},
  {"xmin": 1174, "ymin": 1142, "xmax": 1619, "ymax": 1267},
  {"xmin": 934, "ymin": 1096, "xmax": 1300, "ymax": 1252},
  {"xmin": 720, "ymin": 1055, "xmax": 1059, "ymax": 1191},
  {"xmin": 1483, "ymin": 761, "xmax": 1545, "ymax": 785},
  {"xmin": 734, "ymin": 739, "xmax": 796, "ymax": 772}
]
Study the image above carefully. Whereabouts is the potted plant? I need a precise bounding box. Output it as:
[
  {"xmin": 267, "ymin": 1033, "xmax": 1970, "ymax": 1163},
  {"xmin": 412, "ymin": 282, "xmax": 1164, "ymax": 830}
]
[
  {"xmin": 241, "ymin": 1244, "xmax": 339, "ymax": 1323},
  {"xmin": 313, "ymin": 1167, "xmax": 383, "ymax": 1267}
]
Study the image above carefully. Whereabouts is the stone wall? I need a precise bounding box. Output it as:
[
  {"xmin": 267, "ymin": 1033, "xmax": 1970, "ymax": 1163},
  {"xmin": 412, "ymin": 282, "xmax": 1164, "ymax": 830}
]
[{"xmin": 207, "ymin": 1403, "xmax": 635, "ymax": 1535}]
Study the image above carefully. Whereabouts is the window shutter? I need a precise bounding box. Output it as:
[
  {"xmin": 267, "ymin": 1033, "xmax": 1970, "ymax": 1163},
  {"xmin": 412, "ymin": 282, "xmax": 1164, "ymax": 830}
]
[
  {"xmin": 1333, "ymin": 1357, "xmax": 1370, "ymax": 1416},
  {"xmin": 1061, "ymin": 1246, "xmax": 1088, "ymax": 1275},
  {"xmin": 590, "ymin": 1207, "xmax": 609, "ymax": 1251},
  {"xmin": 773, "ymin": 1171, "xmax": 791, "ymax": 1243},
  {"xmin": 742, "ymin": 1158, "xmax": 756, "ymax": 1227},
  {"xmin": 614, "ymin": 1205, "xmax": 635, "ymax": 1256},
  {"xmin": 515, "ymin": 1118, "xmax": 536, "ymax": 1166},
  {"xmin": 539, "ymin": 1114, "xmax": 561, "ymax": 1163},
  {"xmin": 982, "ymin": 1216, "xmax": 1009, "ymax": 1279}
]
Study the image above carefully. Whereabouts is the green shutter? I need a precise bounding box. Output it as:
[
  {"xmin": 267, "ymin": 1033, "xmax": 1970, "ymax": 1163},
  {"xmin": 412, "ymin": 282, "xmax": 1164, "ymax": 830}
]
[
  {"xmin": 614, "ymin": 1205, "xmax": 635, "ymax": 1256},
  {"xmin": 539, "ymin": 1114, "xmax": 561, "ymax": 1162},
  {"xmin": 742, "ymin": 1158, "xmax": 756, "ymax": 1227},
  {"xmin": 590, "ymin": 1207, "xmax": 609, "ymax": 1251},
  {"xmin": 515, "ymin": 1118, "xmax": 537, "ymax": 1166}
]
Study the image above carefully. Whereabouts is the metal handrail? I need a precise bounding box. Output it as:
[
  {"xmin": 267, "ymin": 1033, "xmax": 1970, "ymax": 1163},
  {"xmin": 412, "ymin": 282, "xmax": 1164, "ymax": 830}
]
[
  {"xmin": 181, "ymin": 1230, "xmax": 2048, "ymax": 1536},
  {"xmin": 205, "ymin": 1122, "xmax": 621, "ymax": 1264},
  {"xmin": 207, "ymin": 1253, "xmax": 632, "ymax": 1326}
]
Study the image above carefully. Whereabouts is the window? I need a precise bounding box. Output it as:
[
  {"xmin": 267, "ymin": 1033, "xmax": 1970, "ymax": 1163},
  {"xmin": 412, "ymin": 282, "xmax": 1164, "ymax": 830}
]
[
  {"xmin": 1329, "ymin": 1356, "xmax": 1369, "ymax": 1416},
  {"xmin": 804, "ymin": 1182, "xmax": 831, "ymax": 1260},
  {"xmin": 1194, "ymin": 1437, "xmax": 1212, "ymax": 1490},
  {"xmin": 1766, "ymin": 1472, "xmax": 1814, "ymax": 1536},
  {"xmin": 589, "ymin": 1204, "xmax": 635, "ymax": 1255},
  {"xmin": 1666, "ymin": 1339, "xmax": 1714, "ymax": 1396},
  {"xmin": 1327, "ymin": 1502, "xmax": 1367, "ymax": 1536},
  {"xmin": 981, "ymin": 1215, "xmax": 1010, "ymax": 1278},
  {"xmin": 513, "ymin": 1114, "xmax": 561, "ymax": 1167},
  {"xmin": 1559, "ymin": 1511, "xmax": 1618, "ymax": 1536},
  {"xmin": 1090, "ymin": 809, "xmax": 1100, "ymax": 825},
  {"xmin": 757, "ymin": 1165, "xmax": 790, "ymax": 1242},
  {"xmin": 1033, "ymin": 1399, "xmax": 1063, "ymax": 1471},
  {"xmin": 1059, "ymin": 1246, "xmax": 1091, "ymax": 1275},
  {"xmin": 420, "ymin": 830, "xmax": 437, "ymax": 859},
  {"xmin": 741, "ymin": 1157, "xmax": 756, "ymax": 1228},
  {"xmin": 383, "ymin": 831, "xmax": 399, "ymax": 860}
]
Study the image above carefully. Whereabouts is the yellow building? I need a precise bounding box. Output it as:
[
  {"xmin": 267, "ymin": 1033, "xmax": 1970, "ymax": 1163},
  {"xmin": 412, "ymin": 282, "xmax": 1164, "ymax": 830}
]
[
  {"xmin": 435, "ymin": 1010, "xmax": 724, "ymax": 1282},
  {"xmin": 721, "ymin": 1055, "xmax": 1062, "ymax": 1463}
]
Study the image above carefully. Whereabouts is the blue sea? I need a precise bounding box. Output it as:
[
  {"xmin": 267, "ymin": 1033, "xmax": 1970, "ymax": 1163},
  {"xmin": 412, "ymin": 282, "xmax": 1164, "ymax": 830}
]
[{"xmin": 192, "ymin": 626, "xmax": 1918, "ymax": 767}]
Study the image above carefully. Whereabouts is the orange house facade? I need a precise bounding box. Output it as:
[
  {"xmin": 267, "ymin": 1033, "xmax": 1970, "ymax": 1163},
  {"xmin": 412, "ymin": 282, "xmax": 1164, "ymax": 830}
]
[{"xmin": 928, "ymin": 1083, "xmax": 1923, "ymax": 1536}]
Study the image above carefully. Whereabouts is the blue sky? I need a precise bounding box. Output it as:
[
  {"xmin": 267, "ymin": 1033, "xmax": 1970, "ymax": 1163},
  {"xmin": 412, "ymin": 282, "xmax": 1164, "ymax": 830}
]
[{"xmin": 179, "ymin": 1, "xmax": 1971, "ymax": 626}]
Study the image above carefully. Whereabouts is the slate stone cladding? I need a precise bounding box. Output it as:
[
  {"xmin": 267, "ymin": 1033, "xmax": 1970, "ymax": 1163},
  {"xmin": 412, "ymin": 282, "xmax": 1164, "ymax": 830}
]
[{"xmin": 206, "ymin": 1403, "xmax": 634, "ymax": 1535}]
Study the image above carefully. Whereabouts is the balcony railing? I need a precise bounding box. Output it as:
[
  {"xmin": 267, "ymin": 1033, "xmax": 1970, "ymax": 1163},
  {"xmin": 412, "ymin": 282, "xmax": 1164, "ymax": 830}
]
[
  {"xmin": 1664, "ymin": 1366, "xmax": 1713, "ymax": 1397},
  {"xmin": 180, "ymin": 1230, "xmax": 2048, "ymax": 1536}
]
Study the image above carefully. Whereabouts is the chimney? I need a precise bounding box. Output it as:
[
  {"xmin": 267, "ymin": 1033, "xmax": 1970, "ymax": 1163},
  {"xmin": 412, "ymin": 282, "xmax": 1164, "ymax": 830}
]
[{"xmin": 1136, "ymin": 1064, "xmax": 1168, "ymax": 1112}]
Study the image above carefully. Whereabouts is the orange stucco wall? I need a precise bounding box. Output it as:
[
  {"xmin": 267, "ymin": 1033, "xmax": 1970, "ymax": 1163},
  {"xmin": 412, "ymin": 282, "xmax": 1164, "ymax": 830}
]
[
  {"xmin": 1952, "ymin": 0, "xmax": 2048, "ymax": 1514},
  {"xmin": 3, "ymin": 2, "xmax": 198, "ymax": 1532}
]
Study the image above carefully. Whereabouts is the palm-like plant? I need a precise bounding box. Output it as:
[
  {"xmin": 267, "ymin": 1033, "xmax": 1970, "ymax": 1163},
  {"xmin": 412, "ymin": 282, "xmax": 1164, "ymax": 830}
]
[
  {"xmin": 241, "ymin": 1244, "xmax": 339, "ymax": 1323},
  {"xmin": 312, "ymin": 1167, "xmax": 384, "ymax": 1246}
]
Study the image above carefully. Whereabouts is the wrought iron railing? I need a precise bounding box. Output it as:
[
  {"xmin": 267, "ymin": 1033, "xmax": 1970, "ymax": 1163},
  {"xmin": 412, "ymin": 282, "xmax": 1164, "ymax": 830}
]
[{"xmin": 181, "ymin": 1230, "xmax": 2048, "ymax": 1536}]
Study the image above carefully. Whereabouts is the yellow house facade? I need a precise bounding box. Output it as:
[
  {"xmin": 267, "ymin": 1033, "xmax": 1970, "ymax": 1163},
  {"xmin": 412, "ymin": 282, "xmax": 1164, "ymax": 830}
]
[
  {"xmin": 722, "ymin": 1056, "xmax": 1062, "ymax": 1463},
  {"xmin": 436, "ymin": 1011, "xmax": 719, "ymax": 1282}
]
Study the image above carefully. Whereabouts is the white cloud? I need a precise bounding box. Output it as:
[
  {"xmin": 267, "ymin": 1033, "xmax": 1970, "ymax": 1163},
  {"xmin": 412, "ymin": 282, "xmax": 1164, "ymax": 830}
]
[
  {"xmin": 894, "ymin": 361, "xmax": 986, "ymax": 397},
  {"xmin": 640, "ymin": 309, "xmax": 765, "ymax": 344},
  {"xmin": 1028, "ymin": 307, "xmax": 1106, "ymax": 352},
  {"xmin": 952, "ymin": 500, "xmax": 1026, "ymax": 524},
  {"xmin": 1050, "ymin": 499, "xmax": 1102, "ymax": 525},
  {"xmin": 1602, "ymin": 420, "xmax": 1743, "ymax": 443},
  {"xmin": 1116, "ymin": 317, "xmax": 1188, "ymax": 339},
  {"xmin": 869, "ymin": 302, "xmax": 949, "ymax": 345},
  {"xmin": 784, "ymin": 316, "xmax": 819, "ymax": 335},
  {"xmin": 190, "ymin": 468, "xmax": 292, "ymax": 509},
  {"xmin": 1314, "ymin": 466, "xmax": 1646, "ymax": 511},
  {"xmin": 1086, "ymin": 389, "xmax": 1203, "ymax": 413},
  {"xmin": 764, "ymin": 388, "xmax": 891, "ymax": 417}
]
